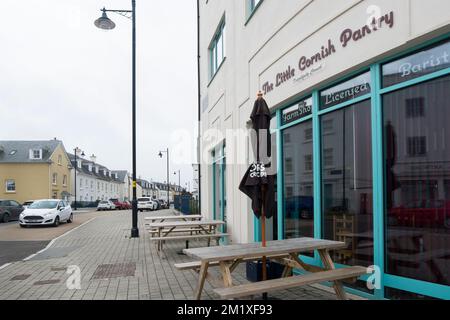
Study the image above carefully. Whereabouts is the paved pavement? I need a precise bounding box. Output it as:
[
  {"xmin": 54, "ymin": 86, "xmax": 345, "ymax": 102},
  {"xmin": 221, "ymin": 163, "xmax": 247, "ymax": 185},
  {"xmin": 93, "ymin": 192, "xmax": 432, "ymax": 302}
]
[
  {"xmin": 0, "ymin": 209, "xmax": 363, "ymax": 300},
  {"xmin": 0, "ymin": 209, "xmax": 117, "ymax": 266}
]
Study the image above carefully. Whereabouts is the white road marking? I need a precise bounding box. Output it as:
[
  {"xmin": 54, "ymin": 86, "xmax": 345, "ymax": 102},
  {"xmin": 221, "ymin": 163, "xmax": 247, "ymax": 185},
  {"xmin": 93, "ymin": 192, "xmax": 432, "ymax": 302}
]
[
  {"xmin": 0, "ymin": 263, "xmax": 12, "ymax": 271},
  {"xmin": 22, "ymin": 217, "xmax": 98, "ymax": 261}
]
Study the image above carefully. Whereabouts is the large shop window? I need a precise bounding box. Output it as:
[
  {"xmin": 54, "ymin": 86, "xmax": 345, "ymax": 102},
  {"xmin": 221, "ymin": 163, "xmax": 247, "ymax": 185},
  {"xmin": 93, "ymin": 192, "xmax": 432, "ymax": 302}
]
[
  {"xmin": 383, "ymin": 74, "xmax": 450, "ymax": 286},
  {"xmin": 283, "ymin": 120, "xmax": 314, "ymax": 240},
  {"xmin": 321, "ymin": 100, "xmax": 373, "ymax": 267}
]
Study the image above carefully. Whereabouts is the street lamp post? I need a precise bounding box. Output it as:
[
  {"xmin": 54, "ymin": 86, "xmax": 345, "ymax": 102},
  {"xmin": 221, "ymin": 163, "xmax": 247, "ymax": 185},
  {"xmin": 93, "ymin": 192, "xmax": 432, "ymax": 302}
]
[
  {"xmin": 158, "ymin": 149, "xmax": 170, "ymax": 208},
  {"xmin": 73, "ymin": 148, "xmax": 85, "ymax": 211},
  {"xmin": 173, "ymin": 170, "xmax": 181, "ymax": 195},
  {"xmin": 94, "ymin": 0, "xmax": 139, "ymax": 238}
]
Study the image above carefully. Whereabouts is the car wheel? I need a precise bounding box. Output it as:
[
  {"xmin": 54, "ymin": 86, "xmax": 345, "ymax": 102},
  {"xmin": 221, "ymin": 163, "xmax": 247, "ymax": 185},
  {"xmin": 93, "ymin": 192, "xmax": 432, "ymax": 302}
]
[
  {"xmin": 67, "ymin": 213, "xmax": 73, "ymax": 224},
  {"xmin": 53, "ymin": 216, "xmax": 60, "ymax": 227},
  {"xmin": 2, "ymin": 213, "xmax": 10, "ymax": 223}
]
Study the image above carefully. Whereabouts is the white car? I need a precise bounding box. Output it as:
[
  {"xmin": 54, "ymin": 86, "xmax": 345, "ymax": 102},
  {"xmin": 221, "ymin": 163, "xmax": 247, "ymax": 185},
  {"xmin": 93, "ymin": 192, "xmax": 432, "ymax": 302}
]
[
  {"xmin": 19, "ymin": 199, "xmax": 73, "ymax": 228},
  {"xmin": 97, "ymin": 200, "xmax": 116, "ymax": 211},
  {"xmin": 137, "ymin": 197, "xmax": 157, "ymax": 212},
  {"xmin": 22, "ymin": 200, "xmax": 34, "ymax": 209}
]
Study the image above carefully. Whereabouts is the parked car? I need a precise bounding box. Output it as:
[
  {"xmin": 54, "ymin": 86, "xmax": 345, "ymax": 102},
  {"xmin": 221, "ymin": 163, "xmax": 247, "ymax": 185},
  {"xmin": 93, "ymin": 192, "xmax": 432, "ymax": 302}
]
[
  {"xmin": 152, "ymin": 199, "xmax": 162, "ymax": 210},
  {"xmin": 22, "ymin": 200, "xmax": 35, "ymax": 209},
  {"xmin": 158, "ymin": 199, "xmax": 168, "ymax": 209},
  {"xmin": 0, "ymin": 199, "xmax": 24, "ymax": 223},
  {"xmin": 19, "ymin": 199, "xmax": 72, "ymax": 227},
  {"xmin": 123, "ymin": 201, "xmax": 132, "ymax": 210},
  {"xmin": 97, "ymin": 200, "xmax": 116, "ymax": 211},
  {"xmin": 109, "ymin": 198, "xmax": 127, "ymax": 210},
  {"xmin": 389, "ymin": 200, "xmax": 450, "ymax": 229},
  {"xmin": 137, "ymin": 197, "xmax": 157, "ymax": 212}
]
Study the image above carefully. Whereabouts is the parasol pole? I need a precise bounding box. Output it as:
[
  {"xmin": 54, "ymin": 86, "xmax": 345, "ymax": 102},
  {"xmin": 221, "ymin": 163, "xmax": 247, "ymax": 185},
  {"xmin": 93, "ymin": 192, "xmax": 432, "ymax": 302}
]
[{"xmin": 261, "ymin": 184, "xmax": 268, "ymax": 300}]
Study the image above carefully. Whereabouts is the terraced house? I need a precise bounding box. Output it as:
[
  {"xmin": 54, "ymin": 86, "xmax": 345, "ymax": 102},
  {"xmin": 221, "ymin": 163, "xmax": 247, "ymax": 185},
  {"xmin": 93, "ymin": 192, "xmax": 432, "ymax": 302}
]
[
  {"xmin": 69, "ymin": 153, "xmax": 124, "ymax": 205},
  {"xmin": 0, "ymin": 139, "xmax": 72, "ymax": 203}
]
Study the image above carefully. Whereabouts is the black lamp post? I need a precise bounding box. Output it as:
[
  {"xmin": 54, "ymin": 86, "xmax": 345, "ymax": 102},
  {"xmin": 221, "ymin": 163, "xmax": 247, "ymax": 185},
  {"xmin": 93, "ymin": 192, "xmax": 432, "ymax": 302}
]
[
  {"xmin": 73, "ymin": 147, "xmax": 85, "ymax": 211},
  {"xmin": 94, "ymin": 1, "xmax": 139, "ymax": 238},
  {"xmin": 173, "ymin": 170, "xmax": 181, "ymax": 195},
  {"xmin": 158, "ymin": 149, "xmax": 170, "ymax": 208}
]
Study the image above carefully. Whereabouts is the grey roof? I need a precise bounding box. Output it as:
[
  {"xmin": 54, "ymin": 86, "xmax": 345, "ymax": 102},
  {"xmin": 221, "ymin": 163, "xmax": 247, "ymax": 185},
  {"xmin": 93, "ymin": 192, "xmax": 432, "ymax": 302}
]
[
  {"xmin": 0, "ymin": 140, "xmax": 62, "ymax": 163},
  {"xmin": 68, "ymin": 153, "xmax": 123, "ymax": 183},
  {"xmin": 112, "ymin": 170, "xmax": 128, "ymax": 182}
]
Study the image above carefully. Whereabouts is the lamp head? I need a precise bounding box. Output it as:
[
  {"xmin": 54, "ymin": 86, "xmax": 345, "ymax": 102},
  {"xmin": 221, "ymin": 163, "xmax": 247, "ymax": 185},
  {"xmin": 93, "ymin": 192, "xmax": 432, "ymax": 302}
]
[
  {"xmin": 158, "ymin": 152, "xmax": 163, "ymax": 158},
  {"xmin": 94, "ymin": 8, "xmax": 116, "ymax": 30}
]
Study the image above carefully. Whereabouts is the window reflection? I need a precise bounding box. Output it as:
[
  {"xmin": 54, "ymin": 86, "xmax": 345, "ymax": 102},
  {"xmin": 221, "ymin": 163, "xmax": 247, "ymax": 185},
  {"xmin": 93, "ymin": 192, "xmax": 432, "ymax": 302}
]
[
  {"xmin": 321, "ymin": 100, "xmax": 373, "ymax": 267},
  {"xmin": 384, "ymin": 75, "xmax": 450, "ymax": 286},
  {"xmin": 283, "ymin": 121, "xmax": 314, "ymax": 240}
]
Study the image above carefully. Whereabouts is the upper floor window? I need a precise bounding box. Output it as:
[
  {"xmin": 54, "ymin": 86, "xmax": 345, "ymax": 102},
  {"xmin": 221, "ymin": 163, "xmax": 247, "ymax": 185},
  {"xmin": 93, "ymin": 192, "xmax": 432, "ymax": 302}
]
[
  {"xmin": 5, "ymin": 179, "xmax": 15, "ymax": 192},
  {"xmin": 63, "ymin": 175, "xmax": 67, "ymax": 186},
  {"xmin": 250, "ymin": 0, "xmax": 262, "ymax": 12},
  {"xmin": 57, "ymin": 155, "xmax": 62, "ymax": 165},
  {"xmin": 30, "ymin": 149, "xmax": 42, "ymax": 160},
  {"xmin": 52, "ymin": 173, "xmax": 58, "ymax": 185},
  {"xmin": 209, "ymin": 17, "xmax": 226, "ymax": 79}
]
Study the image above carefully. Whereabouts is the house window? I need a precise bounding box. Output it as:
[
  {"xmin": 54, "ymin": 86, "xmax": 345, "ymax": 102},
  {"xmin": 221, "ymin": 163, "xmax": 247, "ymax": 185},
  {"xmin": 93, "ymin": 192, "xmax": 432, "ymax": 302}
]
[
  {"xmin": 58, "ymin": 155, "xmax": 62, "ymax": 165},
  {"xmin": 249, "ymin": 0, "xmax": 262, "ymax": 12},
  {"xmin": 5, "ymin": 180, "xmax": 15, "ymax": 192},
  {"xmin": 63, "ymin": 175, "xmax": 67, "ymax": 186},
  {"xmin": 323, "ymin": 148, "xmax": 334, "ymax": 168},
  {"xmin": 30, "ymin": 149, "xmax": 42, "ymax": 160},
  {"xmin": 52, "ymin": 173, "xmax": 57, "ymax": 185},
  {"xmin": 407, "ymin": 136, "xmax": 427, "ymax": 157},
  {"xmin": 405, "ymin": 98, "xmax": 425, "ymax": 118},
  {"xmin": 209, "ymin": 18, "xmax": 226, "ymax": 79},
  {"xmin": 304, "ymin": 128, "xmax": 313, "ymax": 141},
  {"xmin": 285, "ymin": 158, "xmax": 293, "ymax": 173},
  {"xmin": 304, "ymin": 155, "xmax": 313, "ymax": 172}
]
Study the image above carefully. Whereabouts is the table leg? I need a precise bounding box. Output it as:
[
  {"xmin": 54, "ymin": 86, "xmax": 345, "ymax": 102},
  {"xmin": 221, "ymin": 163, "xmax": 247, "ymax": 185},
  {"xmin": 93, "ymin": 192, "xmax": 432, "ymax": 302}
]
[
  {"xmin": 158, "ymin": 228, "xmax": 162, "ymax": 251},
  {"xmin": 194, "ymin": 261, "xmax": 209, "ymax": 300},
  {"xmin": 219, "ymin": 261, "xmax": 233, "ymax": 287},
  {"xmin": 318, "ymin": 249, "xmax": 347, "ymax": 300}
]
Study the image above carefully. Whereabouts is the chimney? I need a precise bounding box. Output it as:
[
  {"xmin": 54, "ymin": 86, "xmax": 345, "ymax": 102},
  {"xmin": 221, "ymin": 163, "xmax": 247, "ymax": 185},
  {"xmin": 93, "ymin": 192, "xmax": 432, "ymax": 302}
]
[{"xmin": 90, "ymin": 154, "xmax": 97, "ymax": 163}]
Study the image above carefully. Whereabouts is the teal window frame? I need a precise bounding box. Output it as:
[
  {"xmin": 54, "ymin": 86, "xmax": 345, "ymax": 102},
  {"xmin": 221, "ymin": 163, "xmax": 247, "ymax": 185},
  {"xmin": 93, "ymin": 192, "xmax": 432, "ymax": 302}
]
[
  {"xmin": 209, "ymin": 16, "xmax": 226, "ymax": 82},
  {"xmin": 254, "ymin": 32, "xmax": 450, "ymax": 300},
  {"xmin": 212, "ymin": 144, "xmax": 227, "ymax": 243},
  {"xmin": 246, "ymin": 0, "xmax": 264, "ymax": 25}
]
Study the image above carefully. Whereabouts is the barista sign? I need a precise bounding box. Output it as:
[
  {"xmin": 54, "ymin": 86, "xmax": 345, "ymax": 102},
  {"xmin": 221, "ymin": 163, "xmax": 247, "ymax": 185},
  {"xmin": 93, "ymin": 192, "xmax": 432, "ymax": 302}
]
[{"xmin": 262, "ymin": 10, "xmax": 395, "ymax": 95}]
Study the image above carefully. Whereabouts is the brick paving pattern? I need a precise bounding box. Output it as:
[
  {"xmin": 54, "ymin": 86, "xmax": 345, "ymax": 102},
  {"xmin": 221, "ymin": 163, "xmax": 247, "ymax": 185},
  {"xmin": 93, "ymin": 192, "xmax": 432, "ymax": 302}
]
[{"xmin": 0, "ymin": 210, "xmax": 361, "ymax": 300}]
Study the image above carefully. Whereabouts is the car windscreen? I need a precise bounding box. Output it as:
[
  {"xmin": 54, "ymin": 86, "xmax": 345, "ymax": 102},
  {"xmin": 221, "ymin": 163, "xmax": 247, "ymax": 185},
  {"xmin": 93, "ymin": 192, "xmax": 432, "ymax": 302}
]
[
  {"xmin": 29, "ymin": 201, "xmax": 58, "ymax": 209},
  {"xmin": 138, "ymin": 198, "xmax": 150, "ymax": 202},
  {"xmin": 99, "ymin": 201, "xmax": 108, "ymax": 204}
]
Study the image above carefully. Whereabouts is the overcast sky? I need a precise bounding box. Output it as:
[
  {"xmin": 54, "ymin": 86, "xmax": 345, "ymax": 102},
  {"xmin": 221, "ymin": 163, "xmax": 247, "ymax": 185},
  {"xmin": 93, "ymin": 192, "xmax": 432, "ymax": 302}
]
[{"xmin": 0, "ymin": 0, "xmax": 198, "ymax": 189}]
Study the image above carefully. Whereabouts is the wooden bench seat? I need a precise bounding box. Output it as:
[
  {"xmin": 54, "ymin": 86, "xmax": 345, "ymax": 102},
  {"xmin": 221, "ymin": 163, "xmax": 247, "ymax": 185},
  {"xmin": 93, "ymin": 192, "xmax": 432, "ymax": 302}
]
[
  {"xmin": 148, "ymin": 228, "xmax": 204, "ymax": 234},
  {"xmin": 213, "ymin": 266, "xmax": 367, "ymax": 299},
  {"xmin": 174, "ymin": 254, "xmax": 291, "ymax": 271},
  {"xmin": 150, "ymin": 233, "xmax": 229, "ymax": 242}
]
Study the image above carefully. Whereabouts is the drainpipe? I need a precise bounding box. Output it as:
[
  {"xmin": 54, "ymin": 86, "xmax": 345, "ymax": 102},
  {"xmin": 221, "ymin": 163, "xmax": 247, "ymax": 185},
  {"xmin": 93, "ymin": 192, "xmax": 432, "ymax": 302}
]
[{"xmin": 197, "ymin": 0, "xmax": 202, "ymax": 214}]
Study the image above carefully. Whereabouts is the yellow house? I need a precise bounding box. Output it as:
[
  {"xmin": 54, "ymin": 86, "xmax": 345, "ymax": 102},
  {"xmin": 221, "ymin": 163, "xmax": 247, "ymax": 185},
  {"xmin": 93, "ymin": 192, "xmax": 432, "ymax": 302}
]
[{"xmin": 0, "ymin": 140, "xmax": 72, "ymax": 204}]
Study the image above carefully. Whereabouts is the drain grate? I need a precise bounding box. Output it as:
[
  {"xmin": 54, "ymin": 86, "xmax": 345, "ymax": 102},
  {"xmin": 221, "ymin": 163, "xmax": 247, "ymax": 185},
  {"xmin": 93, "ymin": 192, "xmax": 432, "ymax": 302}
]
[
  {"xmin": 10, "ymin": 274, "xmax": 31, "ymax": 281},
  {"xmin": 91, "ymin": 262, "xmax": 136, "ymax": 280},
  {"xmin": 34, "ymin": 279, "xmax": 60, "ymax": 285}
]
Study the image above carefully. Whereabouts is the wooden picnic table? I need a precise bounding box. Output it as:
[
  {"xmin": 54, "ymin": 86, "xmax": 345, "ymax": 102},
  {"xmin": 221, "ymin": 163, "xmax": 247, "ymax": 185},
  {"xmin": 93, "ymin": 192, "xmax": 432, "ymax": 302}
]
[
  {"xmin": 145, "ymin": 214, "xmax": 203, "ymax": 224},
  {"xmin": 149, "ymin": 220, "xmax": 227, "ymax": 251},
  {"xmin": 183, "ymin": 237, "xmax": 366, "ymax": 300}
]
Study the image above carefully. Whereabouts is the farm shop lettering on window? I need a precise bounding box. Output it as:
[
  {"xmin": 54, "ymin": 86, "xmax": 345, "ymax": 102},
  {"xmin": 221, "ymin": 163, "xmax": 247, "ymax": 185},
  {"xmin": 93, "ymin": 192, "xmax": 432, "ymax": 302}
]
[
  {"xmin": 262, "ymin": 11, "xmax": 395, "ymax": 95},
  {"xmin": 382, "ymin": 39, "xmax": 450, "ymax": 88},
  {"xmin": 282, "ymin": 97, "xmax": 313, "ymax": 126},
  {"xmin": 320, "ymin": 72, "xmax": 371, "ymax": 110}
]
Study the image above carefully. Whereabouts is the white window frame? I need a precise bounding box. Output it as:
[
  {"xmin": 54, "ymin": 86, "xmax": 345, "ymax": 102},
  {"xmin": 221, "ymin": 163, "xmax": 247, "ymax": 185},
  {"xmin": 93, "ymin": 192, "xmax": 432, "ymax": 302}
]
[
  {"xmin": 57, "ymin": 155, "xmax": 62, "ymax": 165},
  {"xmin": 52, "ymin": 173, "xmax": 58, "ymax": 185},
  {"xmin": 63, "ymin": 175, "xmax": 67, "ymax": 186},
  {"xmin": 30, "ymin": 149, "xmax": 42, "ymax": 160},
  {"xmin": 5, "ymin": 179, "xmax": 16, "ymax": 193}
]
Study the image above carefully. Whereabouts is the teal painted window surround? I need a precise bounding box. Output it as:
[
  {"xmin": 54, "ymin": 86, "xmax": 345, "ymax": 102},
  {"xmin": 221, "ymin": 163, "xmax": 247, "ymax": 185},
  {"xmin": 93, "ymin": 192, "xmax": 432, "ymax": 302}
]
[
  {"xmin": 209, "ymin": 16, "xmax": 226, "ymax": 81},
  {"xmin": 245, "ymin": 0, "xmax": 264, "ymax": 25},
  {"xmin": 254, "ymin": 33, "xmax": 450, "ymax": 300}
]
